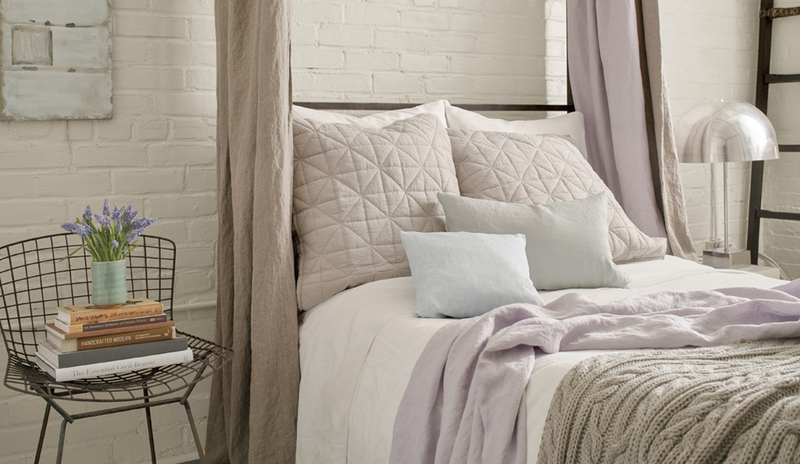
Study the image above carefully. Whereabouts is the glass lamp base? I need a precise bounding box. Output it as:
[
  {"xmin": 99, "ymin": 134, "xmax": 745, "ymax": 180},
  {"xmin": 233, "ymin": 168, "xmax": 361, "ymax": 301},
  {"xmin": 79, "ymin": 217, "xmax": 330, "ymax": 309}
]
[{"xmin": 702, "ymin": 248, "xmax": 751, "ymax": 269}]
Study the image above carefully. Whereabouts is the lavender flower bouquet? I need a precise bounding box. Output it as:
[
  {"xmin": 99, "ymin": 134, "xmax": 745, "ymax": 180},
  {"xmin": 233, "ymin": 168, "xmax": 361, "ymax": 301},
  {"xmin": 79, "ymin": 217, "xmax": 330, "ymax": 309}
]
[{"xmin": 61, "ymin": 200, "xmax": 157, "ymax": 262}]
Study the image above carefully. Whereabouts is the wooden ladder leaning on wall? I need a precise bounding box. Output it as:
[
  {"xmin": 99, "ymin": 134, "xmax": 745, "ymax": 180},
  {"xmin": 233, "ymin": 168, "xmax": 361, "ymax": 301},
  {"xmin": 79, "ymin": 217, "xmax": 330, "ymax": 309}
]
[{"xmin": 746, "ymin": 1, "xmax": 800, "ymax": 264}]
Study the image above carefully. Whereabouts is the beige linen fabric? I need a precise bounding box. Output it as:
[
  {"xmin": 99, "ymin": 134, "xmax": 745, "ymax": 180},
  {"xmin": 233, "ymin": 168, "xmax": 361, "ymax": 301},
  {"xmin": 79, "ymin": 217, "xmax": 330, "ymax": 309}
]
[
  {"xmin": 640, "ymin": 0, "xmax": 696, "ymax": 260},
  {"xmin": 207, "ymin": 1, "xmax": 299, "ymax": 463},
  {"xmin": 293, "ymin": 114, "xmax": 460, "ymax": 310},
  {"xmin": 449, "ymin": 129, "xmax": 666, "ymax": 263}
]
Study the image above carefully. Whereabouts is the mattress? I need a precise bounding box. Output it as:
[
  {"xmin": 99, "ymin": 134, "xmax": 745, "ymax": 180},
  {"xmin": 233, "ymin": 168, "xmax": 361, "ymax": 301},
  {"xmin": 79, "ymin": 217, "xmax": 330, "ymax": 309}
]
[{"xmin": 295, "ymin": 256, "xmax": 784, "ymax": 464}]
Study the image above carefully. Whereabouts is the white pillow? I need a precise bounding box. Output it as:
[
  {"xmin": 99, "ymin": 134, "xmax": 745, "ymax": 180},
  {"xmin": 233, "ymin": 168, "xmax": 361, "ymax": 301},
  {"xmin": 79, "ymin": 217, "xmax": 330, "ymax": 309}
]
[
  {"xmin": 400, "ymin": 231, "xmax": 544, "ymax": 318},
  {"xmin": 292, "ymin": 100, "xmax": 449, "ymax": 129},
  {"xmin": 445, "ymin": 102, "xmax": 589, "ymax": 159}
]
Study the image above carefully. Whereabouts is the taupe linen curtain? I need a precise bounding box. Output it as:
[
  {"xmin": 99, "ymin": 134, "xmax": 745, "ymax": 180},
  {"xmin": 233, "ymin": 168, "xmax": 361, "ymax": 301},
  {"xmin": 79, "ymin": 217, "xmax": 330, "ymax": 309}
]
[
  {"xmin": 207, "ymin": 0, "xmax": 299, "ymax": 463},
  {"xmin": 567, "ymin": 0, "xmax": 696, "ymax": 260}
]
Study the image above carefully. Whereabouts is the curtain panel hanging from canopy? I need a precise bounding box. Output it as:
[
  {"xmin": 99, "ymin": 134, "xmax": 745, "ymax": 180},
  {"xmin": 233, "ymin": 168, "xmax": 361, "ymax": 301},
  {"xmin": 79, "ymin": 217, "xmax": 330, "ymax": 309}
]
[
  {"xmin": 207, "ymin": 0, "xmax": 299, "ymax": 463},
  {"xmin": 567, "ymin": 0, "xmax": 696, "ymax": 260}
]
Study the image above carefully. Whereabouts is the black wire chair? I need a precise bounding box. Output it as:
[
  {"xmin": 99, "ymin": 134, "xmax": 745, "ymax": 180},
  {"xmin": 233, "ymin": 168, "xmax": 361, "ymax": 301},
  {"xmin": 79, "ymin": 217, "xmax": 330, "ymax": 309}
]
[{"xmin": 0, "ymin": 234, "xmax": 233, "ymax": 464}]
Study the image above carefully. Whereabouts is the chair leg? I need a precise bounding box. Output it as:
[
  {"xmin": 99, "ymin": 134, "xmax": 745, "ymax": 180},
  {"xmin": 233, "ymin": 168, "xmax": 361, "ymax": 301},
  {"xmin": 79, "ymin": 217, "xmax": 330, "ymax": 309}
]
[
  {"xmin": 34, "ymin": 403, "xmax": 51, "ymax": 464},
  {"xmin": 144, "ymin": 388, "xmax": 157, "ymax": 464},
  {"xmin": 56, "ymin": 418, "xmax": 68, "ymax": 464},
  {"xmin": 184, "ymin": 401, "xmax": 205, "ymax": 463}
]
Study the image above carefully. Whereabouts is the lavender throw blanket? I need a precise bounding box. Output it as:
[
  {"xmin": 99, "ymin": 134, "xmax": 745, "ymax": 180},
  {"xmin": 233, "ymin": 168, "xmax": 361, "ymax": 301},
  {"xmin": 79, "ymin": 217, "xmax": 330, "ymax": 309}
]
[{"xmin": 389, "ymin": 280, "xmax": 800, "ymax": 464}]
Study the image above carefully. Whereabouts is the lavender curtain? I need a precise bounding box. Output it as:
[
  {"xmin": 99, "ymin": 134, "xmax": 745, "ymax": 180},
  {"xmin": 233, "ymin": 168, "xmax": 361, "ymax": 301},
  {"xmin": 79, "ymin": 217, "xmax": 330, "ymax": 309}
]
[
  {"xmin": 567, "ymin": 0, "xmax": 696, "ymax": 259},
  {"xmin": 206, "ymin": 0, "xmax": 299, "ymax": 463}
]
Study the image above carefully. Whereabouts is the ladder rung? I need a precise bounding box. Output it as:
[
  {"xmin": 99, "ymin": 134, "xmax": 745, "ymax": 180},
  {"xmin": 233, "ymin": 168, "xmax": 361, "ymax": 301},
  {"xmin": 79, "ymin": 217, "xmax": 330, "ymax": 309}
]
[
  {"xmin": 766, "ymin": 74, "xmax": 800, "ymax": 84},
  {"xmin": 761, "ymin": 7, "xmax": 800, "ymax": 19},
  {"xmin": 759, "ymin": 209, "xmax": 800, "ymax": 222},
  {"xmin": 780, "ymin": 144, "xmax": 800, "ymax": 152}
]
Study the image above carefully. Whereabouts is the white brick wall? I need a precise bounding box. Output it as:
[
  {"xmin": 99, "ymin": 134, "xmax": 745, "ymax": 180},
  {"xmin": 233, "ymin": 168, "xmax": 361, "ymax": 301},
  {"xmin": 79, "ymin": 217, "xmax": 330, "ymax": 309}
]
[
  {"xmin": 2, "ymin": 0, "xmax": 796, "ymax": 462},
  {"xmin": 0, "ymin": 0, "xmax": 217, "ymax": 463},
  {"xmin": 660, "ymin": 0, "xmax": 760, "ymax": 257},
  {"xmin": 292, "ymin": 0, "xmax": 568, "ymax": 107}
]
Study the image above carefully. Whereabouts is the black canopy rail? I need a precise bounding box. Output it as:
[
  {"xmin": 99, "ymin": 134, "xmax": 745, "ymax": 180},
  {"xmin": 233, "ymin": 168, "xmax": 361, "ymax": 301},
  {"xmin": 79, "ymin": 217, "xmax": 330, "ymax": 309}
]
[
  {"xmin": 746, "ymin": 0, "xmax": 800, "ymax": 265},
  {"xmin": 293, "ymin": 102, "xmax": 575, "ymax": 113}
]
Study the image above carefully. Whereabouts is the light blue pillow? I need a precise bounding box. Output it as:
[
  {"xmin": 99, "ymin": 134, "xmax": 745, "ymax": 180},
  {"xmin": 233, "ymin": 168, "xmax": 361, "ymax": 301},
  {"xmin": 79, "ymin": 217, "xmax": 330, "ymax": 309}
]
[
  {"xmin": 400, "ymin": 231, "xmax": 544, "ymax": 318},
  {"xmin": 438, "ymin": 192, "xmax": 630, "ymax": 290}
]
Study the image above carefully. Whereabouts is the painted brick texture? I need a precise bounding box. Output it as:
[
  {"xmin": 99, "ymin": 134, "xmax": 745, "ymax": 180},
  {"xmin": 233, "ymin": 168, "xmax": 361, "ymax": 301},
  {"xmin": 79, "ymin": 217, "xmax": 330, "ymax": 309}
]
[
  {"xmin": 0, "ymin": 1, "xmax": 217, "ymax": 463},
  {"xmin": 1, "ymin": 0, "xmax": 797, "ymax": 463}
]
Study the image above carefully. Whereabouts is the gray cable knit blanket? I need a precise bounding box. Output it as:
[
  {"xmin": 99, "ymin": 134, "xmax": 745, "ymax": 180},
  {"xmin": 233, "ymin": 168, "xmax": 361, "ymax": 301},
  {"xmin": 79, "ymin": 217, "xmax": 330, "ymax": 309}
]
[
  {"xmin": 538, "ymin": 339, "xmax": 800, "ymax": 464},
  {"xmin": 390, "ymin": 280, "xmax": 800, "ymax": 464}
]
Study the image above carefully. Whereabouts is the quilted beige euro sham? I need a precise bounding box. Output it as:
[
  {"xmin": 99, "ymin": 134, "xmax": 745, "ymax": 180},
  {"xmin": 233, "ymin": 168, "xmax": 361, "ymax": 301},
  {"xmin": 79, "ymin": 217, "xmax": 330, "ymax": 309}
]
[
  {"xmin": 448, "ymin": 129, "xmax": 666, "ymax": 263},
  {"xmin": 293, "ymin": 114, "xmax": 459, "ymax": 311}
]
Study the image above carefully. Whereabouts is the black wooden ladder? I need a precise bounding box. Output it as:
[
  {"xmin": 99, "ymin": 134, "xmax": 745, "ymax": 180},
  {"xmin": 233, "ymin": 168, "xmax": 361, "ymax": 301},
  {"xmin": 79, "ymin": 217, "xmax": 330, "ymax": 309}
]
[{"xmin": 746, "ymin": 1, "xmax": 800, "ymax": 264}]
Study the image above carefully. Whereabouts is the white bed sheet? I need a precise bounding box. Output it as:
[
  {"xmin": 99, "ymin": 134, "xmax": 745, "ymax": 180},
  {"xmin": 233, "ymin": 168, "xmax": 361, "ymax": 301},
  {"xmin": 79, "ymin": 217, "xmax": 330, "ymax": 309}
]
[{"xmin": 296, "ymin": 256, "xmax": 784, "ymax": 464}]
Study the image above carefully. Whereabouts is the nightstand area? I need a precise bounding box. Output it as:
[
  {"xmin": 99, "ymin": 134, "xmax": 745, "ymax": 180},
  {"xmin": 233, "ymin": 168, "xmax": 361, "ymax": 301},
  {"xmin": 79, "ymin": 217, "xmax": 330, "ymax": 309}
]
[{"xmin": 734, "ymin": 265, "xmax": 782, "ymax": 279}]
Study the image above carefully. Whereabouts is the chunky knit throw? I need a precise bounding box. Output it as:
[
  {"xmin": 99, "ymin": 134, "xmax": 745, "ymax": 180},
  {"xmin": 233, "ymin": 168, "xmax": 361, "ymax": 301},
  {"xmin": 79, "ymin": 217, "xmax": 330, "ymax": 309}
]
[{"xmin": 538, "ymin": 339, "xmax": 800, "ymax": 464}]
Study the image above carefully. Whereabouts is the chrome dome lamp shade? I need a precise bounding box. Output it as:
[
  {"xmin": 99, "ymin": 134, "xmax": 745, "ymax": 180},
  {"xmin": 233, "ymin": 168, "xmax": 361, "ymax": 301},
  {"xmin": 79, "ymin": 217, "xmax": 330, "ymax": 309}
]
[{"xmin": 675, "ymin": 101, "xmax": 779, "ymax": 268}]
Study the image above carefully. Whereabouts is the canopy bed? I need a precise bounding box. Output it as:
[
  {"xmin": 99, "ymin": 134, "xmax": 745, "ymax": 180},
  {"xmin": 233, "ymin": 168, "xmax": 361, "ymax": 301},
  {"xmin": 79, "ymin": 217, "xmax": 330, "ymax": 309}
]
[{"xmin": 208, "ymin": 0, "xmax": 796, "ymax": 463}]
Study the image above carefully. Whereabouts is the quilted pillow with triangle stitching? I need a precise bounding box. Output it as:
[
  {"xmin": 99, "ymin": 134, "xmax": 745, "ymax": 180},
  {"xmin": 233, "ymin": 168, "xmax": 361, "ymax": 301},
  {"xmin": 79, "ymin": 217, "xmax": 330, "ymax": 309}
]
[
  {"xmin": 293, "ymin": 114, "xmax": 460, "ymax": 310},
  {"xmin": 448, "ymin": 129, "xmax": 666, "ymax": 264}
]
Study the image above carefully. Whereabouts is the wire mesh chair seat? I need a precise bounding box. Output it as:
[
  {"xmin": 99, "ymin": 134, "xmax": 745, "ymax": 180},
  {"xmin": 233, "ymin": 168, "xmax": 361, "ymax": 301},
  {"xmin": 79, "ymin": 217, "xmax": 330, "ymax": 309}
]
[
  {"xmin": 4, "ymin": 331, "xmax": 227, "ymax": 402},
  {"xmin": 0, "ymin": 233, "xmax": 233, "ymax": 464}
]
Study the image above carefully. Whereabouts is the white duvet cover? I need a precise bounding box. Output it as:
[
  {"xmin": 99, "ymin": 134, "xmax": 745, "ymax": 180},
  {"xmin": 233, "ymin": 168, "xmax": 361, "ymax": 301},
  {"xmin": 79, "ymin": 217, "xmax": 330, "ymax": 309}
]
[{"xmin": 296, "ymin": 256, "xmax": 784, "ymax": 464}]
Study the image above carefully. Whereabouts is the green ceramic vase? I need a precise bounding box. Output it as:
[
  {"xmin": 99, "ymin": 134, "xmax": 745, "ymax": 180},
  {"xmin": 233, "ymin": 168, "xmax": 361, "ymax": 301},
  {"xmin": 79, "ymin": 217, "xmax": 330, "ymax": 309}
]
[{"xmin": 91, "ymin": 260, "xmax": 128, "ymax": 308}]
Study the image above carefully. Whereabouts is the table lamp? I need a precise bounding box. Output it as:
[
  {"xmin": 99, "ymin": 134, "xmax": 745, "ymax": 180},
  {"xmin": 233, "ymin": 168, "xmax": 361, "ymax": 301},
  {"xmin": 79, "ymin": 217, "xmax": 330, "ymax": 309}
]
[{"xmin": 675, "ymin": 101, "xmax": 780, "ymax": 268}]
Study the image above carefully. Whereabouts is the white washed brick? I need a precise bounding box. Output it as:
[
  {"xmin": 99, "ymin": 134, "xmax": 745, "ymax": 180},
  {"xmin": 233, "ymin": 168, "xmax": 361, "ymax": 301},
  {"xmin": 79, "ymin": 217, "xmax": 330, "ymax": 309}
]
[
  {"xmin": 115, "ymin": 67, "xmax": 184, "ymax": 90},
  {"xmin": 375, "ymin": 30, "xmax": 426, "ymax": 52},
  {"xmin": 138, "ymin": 120, "xmax": 170, "ymax": 140},
  {"xmin": 67, "ymin": 121, "xmax": 93, "ymax": 141},
  {"xmin": 35, "ymin": 173, "xmax": 112, "ymax": 197},
  {"xmin": 295, "ymin": 2, "xmax": 344, "ymax": 24},
  {"xmin": 149, "ymin": 145, "xmax": 216, "ymax": 166},
  {"xmin": 426, "ymin": 33, "xmax": 475, "ymax": 53},
  {"xmin": 74, "ymin": 147, "xmax": 148, "ymax": 167},
  {"xmin": 96, "ymin": 118, "xmax": 133, "ymax": 141},
  {"xmin": 173, "ymin": 119, "xmax": 213, "ymax": 140},
  {"xmin": 190, "ymin": 17, "xmax": 216, "ymax": 41},
  {"xmin": 154, "ymin": 92, "xmax": 216, "ymax": 117},
  {"xmin": 0, "ymin": 147, "xmax": 70, "ymax": 169},
  {"xmin": 345, "ymin": 4, "xmax": 399, "ymax": 26},
  {"xmin": 400, "ymin": 54, "xmax": 447, "ymax": 73},
  {"xmin": 400, "ymin": 10, "xmax": 450, "ymax": 30},
  {"xmin": 293, "ymin": 47, "xmax": 345, "ymax": 70},
  {"xmin": 345, "ymin": 51, "xmax": 399, "ymax": 72},
  {"xmin": 312, "ymin": 72, "xmax": 372, "ymax": 93},
  {"xmin": 0, "ymin": 173, "xmax": 36, "ymax": 198},
  {"xmin": 319, "ymin": 26, "xmax": 373, "ymax": 48},
  {"xmin": 153, "ymin": 0, "xmax": 214, "ymax": 15},
  {"xmin": 116, "ymin": 15, "xmax": 187, "ymax": 39},
  {"xmin": 0, "ymin": 201, "xmax": 66, "ymax": 226},
  {"xmin": 112, "ymin": 94, "xmax": 154, "ymax": 115},
  {"xmin": 112, "ymin": 37, "xmax": 148, "ymax": 62},
  {"xmin": 187, "ymin": 167, "xmax": 217, "ymax": 192},
  {"xmin": 112, "ymin": 0, "xmax": 148, "ymax": 9},
  {"xmin": 12, "ymin": 121, "xmax": 52, "ymax": 138},
  {"xmin": 147, "ymin": 195, "xmax": 216, "ymax": 218},
  {"xmin": 148, "ymin": 43, "xmax": 216, "ymax": 67},
  {"xmin": 114, "ymin": 169, "xmax": 184, "ymax": 194},
  {"xmin": 374, "ymin": 74, "xmax": 425, "ymax": 94}
]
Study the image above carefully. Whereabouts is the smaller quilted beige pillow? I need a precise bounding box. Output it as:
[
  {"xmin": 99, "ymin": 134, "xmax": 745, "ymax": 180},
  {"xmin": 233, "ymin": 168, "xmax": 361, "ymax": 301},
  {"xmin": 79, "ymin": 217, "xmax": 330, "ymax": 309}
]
[
  {"xmin": 448, "ymin": 129, "xmax": 666, "ymax": 263},
  {"xmin": 293, "ymin": 114, "xmax": 460, "ymax": 310}
]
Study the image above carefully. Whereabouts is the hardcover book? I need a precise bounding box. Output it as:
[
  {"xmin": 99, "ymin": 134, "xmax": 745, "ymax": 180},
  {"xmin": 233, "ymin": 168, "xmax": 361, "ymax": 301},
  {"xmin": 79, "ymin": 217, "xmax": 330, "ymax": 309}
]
[
  {"xmin": 35, "ymin": 348, "xmax": 194, "ymax": 382},
  {"xmin": 54, "ymin": 314, "xmax": 169, "ymax": 334},
  {"xmin": 46, "ymin": 326, "xmax": 175, "ymax": 352},
  {"xmin": 56, "ymin": 298, "xmax": 163, "ymax": 325},
  {"xmin": 37, "ymin": 337, "xmax": 188, "ymax": 368},
  {"xmin": 46, "ymin": 320, "xmax": 175, "ymax": 341}
]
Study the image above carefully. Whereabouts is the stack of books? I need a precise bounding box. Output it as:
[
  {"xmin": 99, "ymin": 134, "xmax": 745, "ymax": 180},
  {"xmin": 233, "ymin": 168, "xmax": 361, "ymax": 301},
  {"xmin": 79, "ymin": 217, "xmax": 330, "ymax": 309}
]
[{"xmin": 35, "ymin": 298, "xmax": 193, "ymax": 382}]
